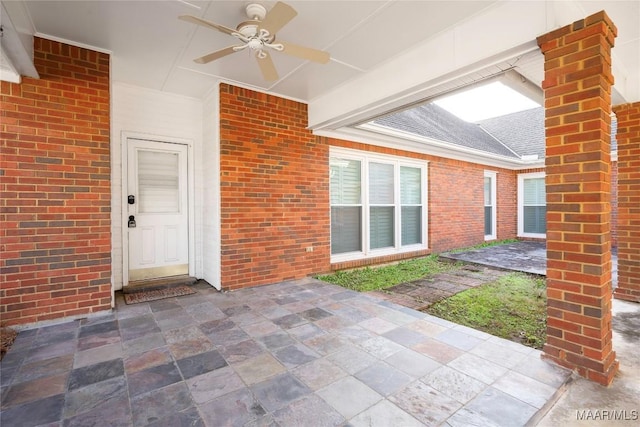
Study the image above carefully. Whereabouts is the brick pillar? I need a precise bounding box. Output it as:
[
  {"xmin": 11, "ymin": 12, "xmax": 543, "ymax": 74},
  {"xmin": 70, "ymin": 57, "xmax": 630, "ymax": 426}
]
[
  {"xmin": 537, "ymin": 11, "xmax": 619, "ymax": 385},
  {"xmin": 613, "ymin": 102, "xmax": 640, "ymax": 302}
]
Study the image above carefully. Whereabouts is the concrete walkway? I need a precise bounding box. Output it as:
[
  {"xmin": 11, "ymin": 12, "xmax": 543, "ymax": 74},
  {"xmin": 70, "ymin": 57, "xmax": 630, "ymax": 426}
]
[
  {"xmin": 536, "ymin": 298, "xmax": 640, "ymax": 426},
  {"xmin": 441, "ymin": 241, "xmax": 618, "ymax": 285},
  {"xmin": 1, "ymin": 278, "xmax": 572, "ymax": 427}
]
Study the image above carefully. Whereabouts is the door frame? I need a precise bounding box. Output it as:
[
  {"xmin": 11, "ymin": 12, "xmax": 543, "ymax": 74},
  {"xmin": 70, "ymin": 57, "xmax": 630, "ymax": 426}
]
[{"xmin": 121, "ymin": 132, "xmax": 195, "ymax": 287}]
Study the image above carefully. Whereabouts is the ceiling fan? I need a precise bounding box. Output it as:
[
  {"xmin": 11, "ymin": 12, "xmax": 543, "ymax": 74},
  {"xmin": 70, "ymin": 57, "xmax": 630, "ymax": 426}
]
[{"xmin": 179, "ymin": 1, "xmax": 330, "ymax": 81}]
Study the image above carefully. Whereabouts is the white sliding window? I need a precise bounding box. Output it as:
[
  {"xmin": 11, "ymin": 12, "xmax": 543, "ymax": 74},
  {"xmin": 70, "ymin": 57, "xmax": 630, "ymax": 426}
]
[{"xmin": 330, "ymin": 147, "xmax": 427, "ymax": 262}]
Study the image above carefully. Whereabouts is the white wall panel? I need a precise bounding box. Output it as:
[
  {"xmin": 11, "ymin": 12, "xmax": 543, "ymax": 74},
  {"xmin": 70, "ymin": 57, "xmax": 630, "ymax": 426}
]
[
  {"xmin": 111, "ymin": 82, "xmax": 204, "ymax": 290},
  {"xmin": 201, "ymin": 84, "xmax": 221, "ymax": 290}
]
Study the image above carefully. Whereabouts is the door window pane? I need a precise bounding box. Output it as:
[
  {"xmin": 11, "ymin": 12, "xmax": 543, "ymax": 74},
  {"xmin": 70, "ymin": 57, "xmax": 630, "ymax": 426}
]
[{"xmin": 138, "ymin": 150, "xmax": 180, "ymax": 213}]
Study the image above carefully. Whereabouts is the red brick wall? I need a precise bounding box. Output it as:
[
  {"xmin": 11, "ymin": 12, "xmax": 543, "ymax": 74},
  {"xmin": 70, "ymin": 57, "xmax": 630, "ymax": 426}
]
[
  {"xmin": 538, "ymin": 11, "xmax": 618, "ymax": 385},
  {"xmin": 611, "ymin": 160, "xmax": 618, "ymax": 248},
  {"xmin": 613, "ymin": 102, "xmax": 640, "ymax": 302},
  {"xmin": 219, "ymin": 84, "xmax": 330, "ymax": 290},
  {"xmin": 328, "ymin": 138, "xmax": 520, "ymax": 253},
  {"xmin": 0, "ymin": 38, "xmax": 111, "ymax": 326}
]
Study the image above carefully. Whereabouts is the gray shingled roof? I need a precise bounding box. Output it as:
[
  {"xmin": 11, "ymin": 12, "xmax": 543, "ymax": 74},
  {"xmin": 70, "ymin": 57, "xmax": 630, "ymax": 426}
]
[
  {"xmin": 478, "ymin": 107, "xmax": 545, "ymax": 158},
  {"xmin": 374, "ymin": 105, "xmax": 618, "ymax": 160},
  {"xmin": 373, "ymin": 103, "xmax": 519, "ymax": 158}
]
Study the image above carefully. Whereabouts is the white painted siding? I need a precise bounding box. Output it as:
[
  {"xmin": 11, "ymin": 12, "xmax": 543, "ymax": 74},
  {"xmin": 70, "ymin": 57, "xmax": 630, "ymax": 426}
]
[
  {"xmin": 202, "ymin": 84, "xmax": 221, "ymax": 289},
  {"xmin": 111, "ymin": 83, "xmax": 204, "ymax": 290}
]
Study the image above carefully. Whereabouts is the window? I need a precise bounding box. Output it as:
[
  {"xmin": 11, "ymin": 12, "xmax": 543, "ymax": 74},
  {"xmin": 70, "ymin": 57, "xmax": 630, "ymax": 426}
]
[
  {"xmin": 330, "ymin": 148, "xmax": 427, "ymax": 261},
  {"xmin": 484, "ymin": 171, "xmax": 497, "ymax": 240},
  {"xmin": 518, "ymin": 172, "xmax": 546, "ymax": 238}
]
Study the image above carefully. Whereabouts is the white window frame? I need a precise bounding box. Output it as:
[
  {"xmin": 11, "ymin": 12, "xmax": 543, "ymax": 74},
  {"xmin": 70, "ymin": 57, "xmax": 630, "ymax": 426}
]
[
  {"xmin": 330, "ymin": 147, "xmax": 428, "ymax": 263},
  {"xmin": 484, "ymin": 170, "xmax": 497, "ymax": 241},
  {"xmin": 518, "ymin": 171, "xmax": 546, "ymax": 238}
]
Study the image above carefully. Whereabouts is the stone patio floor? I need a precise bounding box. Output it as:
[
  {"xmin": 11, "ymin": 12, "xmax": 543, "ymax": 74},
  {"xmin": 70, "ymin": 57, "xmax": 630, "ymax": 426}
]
[{"xmin": 0, "ymin": 277, "xmax": 574, "ymax": 427}]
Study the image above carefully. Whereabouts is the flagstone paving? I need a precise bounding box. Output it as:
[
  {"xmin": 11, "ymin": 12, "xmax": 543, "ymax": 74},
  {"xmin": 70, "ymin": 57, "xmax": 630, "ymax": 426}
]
[{"xmin": 0, "ymin": 278, "xmax": 573, "ymax": 427}]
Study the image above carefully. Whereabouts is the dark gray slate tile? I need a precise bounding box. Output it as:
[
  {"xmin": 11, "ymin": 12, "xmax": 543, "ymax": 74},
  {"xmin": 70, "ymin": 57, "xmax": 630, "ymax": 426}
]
[
  {"xmin": 146, "ymin": 406, "xmax": 204, "ymax": 427},
  {"xmin": 26, "ymin": 339, "xmax": 77, "ymax": 363},
  {"xmin": 119, "ymin": 314, "xmax": 161, "ymax": 342},
  {"xmin": 149, "ymin": 299, "xmax": 181, "ymax": 313},
  {"xmin": 198, "ymin": 317, "xmax": 235, "ymax": 335},
  {"xmin": 299, "ymin": 308, "xmax": 333, "ymax": 322},
  {"xmin": 330, "ymin": 290, "xmax": 359, "ymax": 301},
  {"xmin": 219, "ymin": 339, "xmax": 265, "ymax": 364},
  {"xmin": 198, "ymin": 387, "xmax": 266, "ymax": 427},
  {"xmin": 355, "ymin": 361, "xmax": 413, "ymax": 396},
  {"xmin": 64, "ymin": 376, "xmax": 128, "ymax": 419},
  {"xmin": 78, "ymin": 320, "xmax": 119, "ymax": 338},
  {"xmin": 14, "ymin": 354, "xmax": 73, "ymax": 383},
  {"xmin": 257, "ymin": 331, "xmax": 296, "ymax": 351},
  {"xmin": 251, "ymin": 372, "xmax": 311, "ymax": 412},
  {"xmin": 128, "ymin": 362, "xmax": 182, "ymax": 397},
  {"xmin": 176, "ymin": 349, "xmax": 227, "ymax": 380},
  {"xmin": 274, "ymin": 296, "xmax": 298, "ymax": 305},
  {"xmin": 273, "ymin": 394, "xmax": 344, "ymax": 427},
  {"xmin": 77, "ymin": 330, "xmax": 121, "ymax": 351},
  {"xmin": 272, "ymin": 313, "xmax": 308, "ymax": 329},
  {"xmin": 465, "ymin": 386, "xmax": 538, "ymax": 426},
  {"xmin": 68, "ymin": 359, "xmax": 124, "ymax": 391},
  {"xmin": 273, "ymin": 343, "xmax": 319, "ymax": 368},
  {"xmin": 383, "ymin": 327, "xmax": 429, "ymax": 348},
  {"xmin": 0, "ymin": 393, "xmax": 65, "ymax": 427},
  {"xmin": 62, "ymin": 395, "xmax": 131, "ymax": 427},
  {"xmin": 131, "ymin": 382, "xmax": 194, "ymax": 427},
  {"xmin": 388, "ymin": 381, "xmax": 461, "ymax": 425},
  {"xmin": 222, "ymin": 305, "xmax": 251, "ymax": 317}
]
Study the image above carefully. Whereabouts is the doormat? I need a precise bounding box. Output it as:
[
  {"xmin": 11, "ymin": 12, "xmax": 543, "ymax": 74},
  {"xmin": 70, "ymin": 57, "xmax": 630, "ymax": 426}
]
[{"xmin": 124, "ymin": 286, "xmax": 196, "ymax": 305}]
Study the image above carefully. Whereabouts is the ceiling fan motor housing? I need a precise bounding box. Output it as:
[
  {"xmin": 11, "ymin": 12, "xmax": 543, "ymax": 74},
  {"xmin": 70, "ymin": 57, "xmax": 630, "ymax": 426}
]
[{"xmin": 245, "ymin": 4, "xmax": 267, "ymax": 21}]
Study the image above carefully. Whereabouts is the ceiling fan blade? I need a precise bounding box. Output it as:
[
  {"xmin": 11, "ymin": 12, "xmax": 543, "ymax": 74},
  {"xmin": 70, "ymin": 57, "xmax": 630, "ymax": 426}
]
[
  {"xmin": 256, "ymin": 52, "xmax": 279, "ymax": 82},
  {"xmin": 279, "ymin": 41, "xmax": 330, "ymax": 64},
  {"xmin": 259, "ymin": 2, "xmax": 297, "ymax": 35},
  {"xmin": 194, "ymin": 46, "xmax": 237, "ymax": 64},
  {"xmin": 179, "ymin": 15, "xmax": 236, "ymax": 36}
]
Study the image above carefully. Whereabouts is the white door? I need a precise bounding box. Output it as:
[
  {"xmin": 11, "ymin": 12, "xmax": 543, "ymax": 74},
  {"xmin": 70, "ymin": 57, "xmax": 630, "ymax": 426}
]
[{"xmin": 127, "ymin": 139, "xmax": 189, "ymax": 282}]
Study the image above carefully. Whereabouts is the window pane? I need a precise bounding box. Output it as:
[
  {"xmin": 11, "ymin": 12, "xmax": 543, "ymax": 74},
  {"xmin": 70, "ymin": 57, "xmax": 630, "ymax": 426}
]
[
  {"xmin": 331, "ymin": 207, "xmax": 362, "ymax": 254},
  {"xmin": 330, "ymin": 158, "xmax": 361, "ymax": 204},
  {"xmin": 401, "ymin": 167, "xmax": 421, "ymax": 204},
  {"xmin": 523, "ymin": 178, "xmax": 545, "ymax": 205},
  {"xmin": 138, "ymin": 150, "xmax": 179, "ymax": 213},
  {"xmin": 370, "ymin": 207, "xmax": 394, "ymax": 249},
  {"xmin": 369, "ymin": 162, "xmax": 394, "ymax": 204},
  {"xmin": 402, "ymin": 206, "xmax": 422, "ymax": 245},
  {"xmin": 524, "ymin": 206, "xmax": 546, "ymax": 234},
  {"xmin": 485, "ymin": 206, "xmax": 493, "ymax": 235},
  {"xmin": 484, "ymin": 177, "xmax": 491, "ymax": 206}
]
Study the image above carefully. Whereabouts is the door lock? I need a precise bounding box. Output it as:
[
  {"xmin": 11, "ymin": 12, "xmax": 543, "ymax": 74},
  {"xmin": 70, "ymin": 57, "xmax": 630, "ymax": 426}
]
[
  {"xmin": 128, "ymin": 215, "xmax": 136, "ymax": 228},
  {"xmin": 128, "ymin": 195, "xmax": 135, "ymax": 204}
]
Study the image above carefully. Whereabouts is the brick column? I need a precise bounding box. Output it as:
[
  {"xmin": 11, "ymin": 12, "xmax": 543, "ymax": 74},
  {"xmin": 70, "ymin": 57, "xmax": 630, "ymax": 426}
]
[
  {"xmin": 613, "ymin": 102, "xmax": 640, "ymax": 302},
  {"xmin": 537, "ymin": 11, "xmax": 619, "ymax": 385}
]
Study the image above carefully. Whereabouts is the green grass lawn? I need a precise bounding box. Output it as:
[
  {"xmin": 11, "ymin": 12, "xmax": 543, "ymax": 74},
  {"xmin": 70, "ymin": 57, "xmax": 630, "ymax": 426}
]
[
  {"xmin": 317, "ymin": 249, "xmax": 547, "ymax": 349},
  {"xmin": 426, "ymin": 273, "xmax": 547, "ymax": 349},
  {"xmin": 316, "ymin": 254, "xmax": 457, "ymax": 292}
]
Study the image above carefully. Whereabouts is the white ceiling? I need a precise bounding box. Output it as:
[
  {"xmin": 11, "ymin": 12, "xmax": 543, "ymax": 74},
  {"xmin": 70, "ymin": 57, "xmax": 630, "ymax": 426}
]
[{"xmin": 2, "ymin": 0, "xmax": 639, "ymax": 112}]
